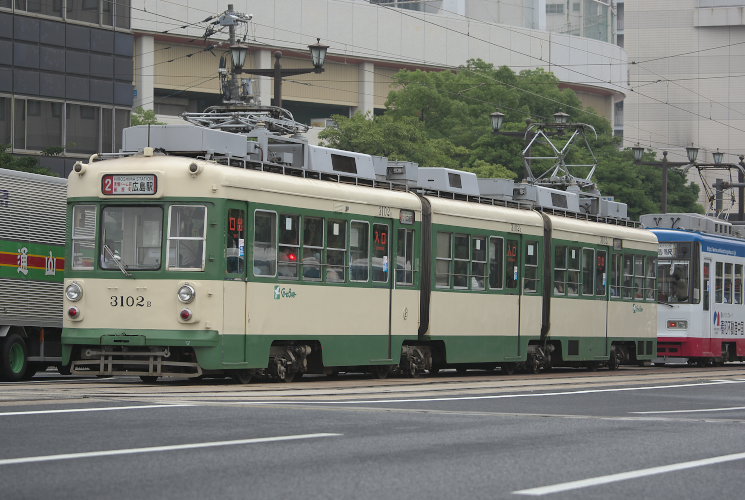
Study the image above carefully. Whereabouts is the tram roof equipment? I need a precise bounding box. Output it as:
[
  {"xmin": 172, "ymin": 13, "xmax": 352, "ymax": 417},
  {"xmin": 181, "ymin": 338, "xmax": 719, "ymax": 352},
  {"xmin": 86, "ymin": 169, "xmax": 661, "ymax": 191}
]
[{"xmin": 115, "ymin": 109, "xmax": 632, "ymax": 225}]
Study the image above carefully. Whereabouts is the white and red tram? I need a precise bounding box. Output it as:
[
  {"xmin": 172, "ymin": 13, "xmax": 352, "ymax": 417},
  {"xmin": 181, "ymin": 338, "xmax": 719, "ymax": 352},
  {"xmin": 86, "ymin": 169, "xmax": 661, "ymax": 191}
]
[{"xmin": 643, "ymin": 213, "xmax": 745, "ymax": 365}]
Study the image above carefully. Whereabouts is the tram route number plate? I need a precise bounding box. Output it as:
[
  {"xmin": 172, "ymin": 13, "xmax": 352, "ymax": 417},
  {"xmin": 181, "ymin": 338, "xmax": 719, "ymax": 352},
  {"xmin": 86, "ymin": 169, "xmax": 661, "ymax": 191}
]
[{"xmin": 102, "ymin": 174, "xmax": 157, "ymax": 195}]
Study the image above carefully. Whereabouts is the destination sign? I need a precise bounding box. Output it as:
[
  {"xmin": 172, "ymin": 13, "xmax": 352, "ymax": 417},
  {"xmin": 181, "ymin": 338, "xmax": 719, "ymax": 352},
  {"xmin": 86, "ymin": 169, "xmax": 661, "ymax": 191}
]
[{"xmin": 102, "ymin": 174, "xmax": 157, "ymax": 195}]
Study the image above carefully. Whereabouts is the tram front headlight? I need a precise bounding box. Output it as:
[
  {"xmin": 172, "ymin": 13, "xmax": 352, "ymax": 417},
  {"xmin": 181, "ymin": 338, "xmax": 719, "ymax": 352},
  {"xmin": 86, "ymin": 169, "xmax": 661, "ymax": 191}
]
[
  {"xmin": 177, "ymin": 284, "xmax": 196, "ymax": 304},
  {"xmin": 65, "ymin": 282, "xmax": 83, "ymax": 302}
]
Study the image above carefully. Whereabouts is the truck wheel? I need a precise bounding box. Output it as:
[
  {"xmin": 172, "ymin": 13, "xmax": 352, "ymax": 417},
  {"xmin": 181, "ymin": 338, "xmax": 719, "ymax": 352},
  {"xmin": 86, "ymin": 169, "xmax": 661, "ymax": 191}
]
[{"xmin": 1, "ymin": 333, "xmax": 28, "ymax": 382}]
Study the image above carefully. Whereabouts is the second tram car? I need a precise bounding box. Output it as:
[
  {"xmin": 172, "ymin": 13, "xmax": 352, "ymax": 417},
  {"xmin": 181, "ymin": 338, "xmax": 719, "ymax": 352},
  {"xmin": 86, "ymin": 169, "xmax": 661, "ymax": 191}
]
[
  {"xmin": 60, "ymin": 125, "xmax": 658, "ymax": 382},
  {"xmin": 643, "ymin": 213, "xmax": 745, "ymax": 365}
]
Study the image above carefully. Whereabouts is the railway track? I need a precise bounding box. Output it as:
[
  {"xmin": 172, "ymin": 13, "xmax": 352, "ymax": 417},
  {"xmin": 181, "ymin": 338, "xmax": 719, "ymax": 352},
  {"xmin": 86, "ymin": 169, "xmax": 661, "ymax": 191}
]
[{"xmin": 1, "ymin": 364, "xmax": 743, "ymax": 407}]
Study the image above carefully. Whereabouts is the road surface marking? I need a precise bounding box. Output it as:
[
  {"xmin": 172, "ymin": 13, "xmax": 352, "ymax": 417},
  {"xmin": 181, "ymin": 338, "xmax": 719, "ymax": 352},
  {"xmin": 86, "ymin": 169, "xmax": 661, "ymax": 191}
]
[
  {"xmin": 0, "ymin": 404, "xmax": 193, "ymax": 417},
  {"xmin": 0, "ymin": 433, "xmax": 341, "ymax": 466},
  {"xmin": 513, "ymin": 451, "xmax": 745, "ymax": 496},
  {"xmin": 220, "ymin": 379, "xmax": 745, "ymax": 405},
  {"xmin": 632, "ymin": 406, "xmax": 745, "ymax": 414}
]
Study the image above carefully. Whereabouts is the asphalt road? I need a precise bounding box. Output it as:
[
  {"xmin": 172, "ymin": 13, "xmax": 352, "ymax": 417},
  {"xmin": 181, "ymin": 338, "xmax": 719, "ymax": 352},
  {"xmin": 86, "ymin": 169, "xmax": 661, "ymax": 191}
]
[{"xmin": 2, "ymin": 366, "xmax": 745, "ymax": 499}]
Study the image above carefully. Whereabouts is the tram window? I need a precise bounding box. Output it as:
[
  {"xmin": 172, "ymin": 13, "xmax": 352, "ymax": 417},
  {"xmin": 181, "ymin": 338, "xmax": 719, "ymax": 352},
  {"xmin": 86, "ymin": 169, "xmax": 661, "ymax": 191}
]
[
  {"xmin": 326, "ymin": 219, "xmax": 346, "ymax": 283},
  {"xmin": 253, "ymin": 211, "xmax": 277, "ymax": 277},
  {"xmin": 471, "ymin": 236, "xmax": 486, "ymax": 290},
  {"xmin": 704, "ymin": 262, "xmax": 710, "ymax": 310},
  {"xmin": 581, "ymin": 248, "xmax": 594, "ymax": 296},
  {"xmin": 633, "ymin": 256, "xmax": 644, "ymax": 299},
  {"xmin": 372, "ymin": 224, "xmax": 390, "ymax": 283},
  {"xmin": 735, "ymin": 264, "xmax": 743, "ymax": 304},
  {"xmin": 524, "ymin": 241, "xmax": 539, "ymax": 293},
  {"xmin": 396, "ymin": 228, "xmax": 414, "ymax": 285},
  {"xmin": 622, "ymin": 255, "xmax": 634, "ymax": 299},
  {"xmin": 645, "ymin": 256, "xmax": 656, "ymax": 301},
  {"xmin": 278, "ymin": 214, "xmax": 300, "ymax": 279},
  {"xmin": 436, "ymin": 232, "xmax": 452, "ymax": 288},
  {"xmin": 167, "ymin": 205, "xmax": 205, "ymax": 270},
  {"xmin": 567, "ymin": 247, "xmax": 580, "ymax": 295},
  {"xmin": 724, "ymin": 262, "xmax": 734, "ymax": 304},
  {"xmin": 101, "ymin": 206, "xmax": 163, "ymax": 271},
  {"xmin": 72, "ymin": 204, "xmax": 96, "ymax": 270},
  {"xmin": 350, "ymin": 221, "xmax": 369, "ymax": 282},
  {"xmin": 488, "ymin": 237, "xmax": 504, "ymax": 290},
  {"xmin": 226, "ymin": 208, "xmax": 245, "ymax": 275},
  {"xmin": 715, "ymin": 261, "xmax": 724, "ymax": 303},
  {"xmin": 611, "ymin": 254, "xmax": 621, "ymax": 298},
  {"xmin": 453, "ymin": 233, "xmax": 469, "ymax": 289},
  {"xmin": 595, "ymin": 251, "xmax": 607, "ymax": 296},
  {"xmin": 302, "ymin": 217, "xmax": 323, "ymax": 280},
  {"xmin": 554, "ymin": 246, "xmax": 567, "ymax": 296},
  {"xmin": 505, "ymin": 238, "xmax": 519, "ymax": 289}
]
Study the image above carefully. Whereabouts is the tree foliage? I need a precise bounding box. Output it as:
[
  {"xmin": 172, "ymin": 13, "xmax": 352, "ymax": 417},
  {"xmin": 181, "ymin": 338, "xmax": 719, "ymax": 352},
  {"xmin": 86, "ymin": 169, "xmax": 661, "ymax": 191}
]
[
  {"xmin": 319, "ymin": 60, "xmax": 702, "ymax": 219},
  {"xmin": 131, "ymin": 106, "xmax": 165, "ymax": 126},
  {"xmin": 0, "ymin": 145, "xmax": 58, "ymax": 176}
]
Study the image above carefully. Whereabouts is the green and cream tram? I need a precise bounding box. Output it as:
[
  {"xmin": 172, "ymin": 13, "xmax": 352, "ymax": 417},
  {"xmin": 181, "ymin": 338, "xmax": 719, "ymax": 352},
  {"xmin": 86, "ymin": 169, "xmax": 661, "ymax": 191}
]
[{"xmin": 61, "ymin": 127, "xmax": 657, "ymax": 382}]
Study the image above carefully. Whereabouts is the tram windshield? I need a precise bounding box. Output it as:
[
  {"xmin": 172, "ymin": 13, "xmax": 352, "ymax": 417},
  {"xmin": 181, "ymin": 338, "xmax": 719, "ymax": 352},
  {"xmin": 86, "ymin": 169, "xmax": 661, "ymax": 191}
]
[
  {"xmin": 100, "ymin": 206, "xmax": 163, "ymax": 271},
  {"xmin": 656, "ymin": 241, "xmax": 698, "ymax": 304}
]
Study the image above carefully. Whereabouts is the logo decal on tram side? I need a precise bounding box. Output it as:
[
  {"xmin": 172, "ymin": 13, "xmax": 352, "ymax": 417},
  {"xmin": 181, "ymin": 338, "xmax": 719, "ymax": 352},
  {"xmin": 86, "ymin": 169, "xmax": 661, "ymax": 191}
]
[
  {"xmin": 632, "ymin": 304, "xmax": 644, "ymax": 314},
  {"xmin": 274, "ymin": 285, "xmax": 297, "ymax": 300}
]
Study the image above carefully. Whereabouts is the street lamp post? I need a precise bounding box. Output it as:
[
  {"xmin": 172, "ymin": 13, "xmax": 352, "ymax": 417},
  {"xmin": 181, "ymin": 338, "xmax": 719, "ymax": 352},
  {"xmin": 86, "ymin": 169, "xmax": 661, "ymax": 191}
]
[
  {"xmin": 632, "ymin": 144, "xmax": 745, "ymax": 218},
  {"xmin": 214, "ymin": 4, "xmax": 328, "ymax": 108},
  {"xmin": 230, "ymin": 39, "xmax": 328, "ymax": 108},
  {"xmin": 632, "ymin": 145, "xmax": 699, "ymax": 214}
]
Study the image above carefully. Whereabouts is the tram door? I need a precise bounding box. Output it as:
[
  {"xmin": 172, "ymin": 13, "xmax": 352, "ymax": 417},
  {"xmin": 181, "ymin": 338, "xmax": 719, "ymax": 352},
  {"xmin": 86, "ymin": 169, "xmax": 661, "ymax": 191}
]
[
  {"xmin": 519, "ymin": 238, "xmax": 542, "ymax": 355},
  {"xmin": 371, "ymin": 219, "xmax": 393, "ymax": 360},
  {"xmin": 223, "ymin": 201, "xmax": 247, "ymax": 363},
  {"xmin": 702, "ymin": 259, "xmax": 712, "ymax": 349}
]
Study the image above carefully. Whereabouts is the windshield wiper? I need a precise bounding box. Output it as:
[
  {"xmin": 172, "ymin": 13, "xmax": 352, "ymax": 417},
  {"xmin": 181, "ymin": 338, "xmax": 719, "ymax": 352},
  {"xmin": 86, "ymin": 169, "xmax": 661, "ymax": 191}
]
[{"xmin": 103, "ymin": 244, "xmax": 132, "ymax": 278}]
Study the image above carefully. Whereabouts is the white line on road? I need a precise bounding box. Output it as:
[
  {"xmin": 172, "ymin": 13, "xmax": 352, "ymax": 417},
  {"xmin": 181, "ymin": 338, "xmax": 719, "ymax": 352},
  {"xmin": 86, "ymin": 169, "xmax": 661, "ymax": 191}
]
[
  {"xmin": 225, "ymin": 379, "xmax": 745, "ymax": 405},
  {"xmin": 0, "ymin": 404, "xmax": 194, "ymax": 417},
  {"xmin": 631, "ymin": 406, "xmax": 745, "ymax": 414},
  {"xmin": 0, "ymin": 433, "xmax": 341, "ymax": 466},
  {"xmin": 513, "ymin": 451, "xmax": 745, "ymax": 496}
]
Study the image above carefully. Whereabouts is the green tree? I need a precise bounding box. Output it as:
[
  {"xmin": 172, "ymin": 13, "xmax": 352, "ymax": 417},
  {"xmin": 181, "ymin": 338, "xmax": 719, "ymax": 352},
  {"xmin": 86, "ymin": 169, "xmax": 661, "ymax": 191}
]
[
  {"xmin": 320, "ymin": 60, "xmax": 702, "ymax": 219},
  {"xmin": 131, "ymin": 106, "xmax": 165, "ymax": 126},
  {"xmin": 0, "ymin": 145, "xmax": 57, "ymax": 176}
]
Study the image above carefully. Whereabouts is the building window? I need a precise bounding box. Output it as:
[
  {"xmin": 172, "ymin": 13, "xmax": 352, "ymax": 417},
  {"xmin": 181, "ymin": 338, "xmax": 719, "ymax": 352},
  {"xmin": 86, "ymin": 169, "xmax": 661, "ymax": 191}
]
[
  {"xmin": 28, "ymin": 101, "xmax": 63, "ymax": 151},
  {"xmin": 546, "ymin": 3, "xmax": 564, "ymax": 14},
  {"xmin": 67, "ymin": 103, "xmax": 100, "ymax": 153},
  {"xmin": 0, "ymin": 97, "xmax": 10, "ymax": 146}
]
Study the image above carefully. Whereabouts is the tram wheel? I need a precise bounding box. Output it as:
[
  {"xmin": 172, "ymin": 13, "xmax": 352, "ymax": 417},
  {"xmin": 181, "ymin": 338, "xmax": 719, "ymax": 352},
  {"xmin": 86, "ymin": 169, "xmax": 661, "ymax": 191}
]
[
  {"xmin": 608, "ymin": 350, "xmax": 622, "ymax": 371},
  {"xmin": 272, "ymin": 353, "xmax": 297, "ymax": 383},
  {"xmin": 231, "ymin": 370, "xmax": 253, "ymax": 384},
  {"xmin": 0, "ymin": 333, "xmax": 28, "ymax": 382},
  {"xmin": 140, "ymin": 376, "xmax": 159, "ymax": 383}
]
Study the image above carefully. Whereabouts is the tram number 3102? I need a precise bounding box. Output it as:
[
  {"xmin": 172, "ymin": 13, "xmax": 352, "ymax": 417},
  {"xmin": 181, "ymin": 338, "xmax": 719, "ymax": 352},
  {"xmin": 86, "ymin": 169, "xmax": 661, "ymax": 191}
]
[{"xmin": 110, "ymin": 295, "xmax": 152, "ymax": 307}]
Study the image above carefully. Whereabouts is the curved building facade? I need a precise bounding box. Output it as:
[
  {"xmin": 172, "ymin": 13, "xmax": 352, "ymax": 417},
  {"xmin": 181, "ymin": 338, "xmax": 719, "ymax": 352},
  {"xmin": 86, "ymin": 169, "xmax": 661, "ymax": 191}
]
[{"xmin": 131, "ymin": 0, "xmax": 627, "ymax": 126}]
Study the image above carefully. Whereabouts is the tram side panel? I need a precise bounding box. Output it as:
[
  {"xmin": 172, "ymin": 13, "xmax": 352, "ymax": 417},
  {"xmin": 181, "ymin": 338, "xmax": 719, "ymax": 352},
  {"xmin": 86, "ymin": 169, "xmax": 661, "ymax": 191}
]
[
  {"xmin": 232, "ymin": 181, "xmax": 423, "ymax": 370},
  {"xmin": 548, "ymin": 217, "xmax": 658, "ymax": 365},
  {"xmin": 424, "ymin": 199, "xmax": 544, "ymax": 364}
]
